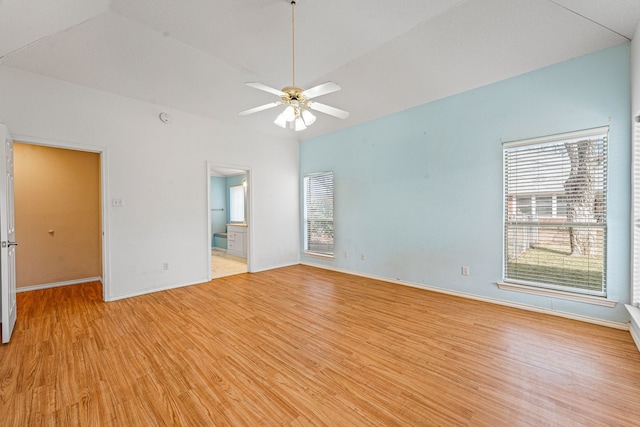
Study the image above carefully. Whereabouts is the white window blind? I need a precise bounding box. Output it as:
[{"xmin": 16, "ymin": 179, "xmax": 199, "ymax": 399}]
[
  {"xmin": 304, "ymin": 172, "xmax": 334, "ymax": 255},
  {"xmin": 633, "ymin": 117, "xmax": 640, "ymax": 306},
  {"xmin": 229, "ymin": 184, "xmax": 245, "ymax": 222},
  {"xmin": 503, "ymin": 127, "xmax": 608, "ymax": 296}
]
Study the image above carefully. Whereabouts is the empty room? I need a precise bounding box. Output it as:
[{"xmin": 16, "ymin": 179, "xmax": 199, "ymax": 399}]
[{"xmin": 1, "ymin": 0, "xmax": 640, "ymax": 425}]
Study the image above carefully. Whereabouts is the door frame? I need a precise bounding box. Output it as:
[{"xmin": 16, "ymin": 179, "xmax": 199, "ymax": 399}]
[
  {"xmin": 12, "ymin": 133, "xmax": 110, "ymax": 302},
  {"xmin": 0, "ymin": 124, "xmax": 17, "ymax": 342},
  {"xmin": 206, "ymin": 161, "xmax": 252, "ymax": 279}
]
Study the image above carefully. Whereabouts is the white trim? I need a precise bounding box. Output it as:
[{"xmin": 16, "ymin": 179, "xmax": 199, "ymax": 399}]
[
  {"xmin": 17, "ymin": 277, "xmax": 102, "ymax": 293},
  {"xmin": 626, "ymin": 305, "xmax": 640, "ymax": 352},
  {"xmin": 11, "ymin": 133, "xmax": 104, "ymax": 153},
  {"xmin": 626, "ymin": 303, "xmax": 640, "ymax": 328},
  {"xmin": 251, "ymin": 261, "xmax": 299, "ymax": 273},
  {"xmin": 497, "ymin": 282, "xmax": 616, "ymax": 307},
  {"xmin": 632, "ymin": 117, "xmax": 640, "ymax": 305},
  {"xmin": 630, "ymin": 326, "xmax": 640, "ymax": 353},
  {"xmin": 302, "ymin": 251, "xmax": 334, "ymax": 260},
  {"xmin": 502, "ymin": 126, "xmax": 609, "ymax": 149},
  {"xmin": 301, "ymin": 262, "xmax": 629, "ymax": 330}
]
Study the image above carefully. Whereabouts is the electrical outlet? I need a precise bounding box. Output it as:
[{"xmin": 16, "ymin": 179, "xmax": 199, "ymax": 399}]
[
  {"xmin": 344, "ymin": 251, "xmax": 349, "ymax": 258},
  {"xmin": 112, "ymin": 198, "xmax": 124, "ymax": 207},
  {"xmin": 360, "ymin": 254, "xmax": 366, "ymax": 261},
  {"xmin": 162, "ymin": 262, "xmax": 169, "ymax": 271},
  {"xmin": 461, "ymin": 266, "xmax": 469, "ymax": 276}
]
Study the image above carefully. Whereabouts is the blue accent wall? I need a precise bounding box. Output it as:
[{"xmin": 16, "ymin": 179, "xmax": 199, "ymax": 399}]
[{"xmin": 300, "ymin": 44, "xmax": 631, "ymax": 323}]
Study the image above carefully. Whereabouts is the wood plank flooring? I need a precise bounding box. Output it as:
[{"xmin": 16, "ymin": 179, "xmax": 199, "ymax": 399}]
[{"xmin": 1, "ymin": 264, "xmax": 639, "ymax": 426}]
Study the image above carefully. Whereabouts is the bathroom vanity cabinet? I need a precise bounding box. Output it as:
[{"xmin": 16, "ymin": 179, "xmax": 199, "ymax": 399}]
[{"xmin": 227, "ymin": 224, "xmax": 247, "ymax": 258}]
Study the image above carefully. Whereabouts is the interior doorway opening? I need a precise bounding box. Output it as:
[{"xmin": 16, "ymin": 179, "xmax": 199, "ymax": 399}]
[
  {"xmin": 12, "ymin": 136, "xmax": 109, "ymax": 301},
  {"xmin": 207, "ymin": 162, "xmax": 251, "ymax": 280}
]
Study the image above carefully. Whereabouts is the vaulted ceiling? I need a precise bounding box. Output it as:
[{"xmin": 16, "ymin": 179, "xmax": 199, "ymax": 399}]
[{"xmin": 1, "ymin": 0, "xmax": 639, "ymax": 140}]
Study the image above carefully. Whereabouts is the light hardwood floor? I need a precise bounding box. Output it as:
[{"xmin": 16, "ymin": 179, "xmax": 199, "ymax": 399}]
[{"xmin": 1, "ymin": 265, "xmax": 639, "ymax": 425}]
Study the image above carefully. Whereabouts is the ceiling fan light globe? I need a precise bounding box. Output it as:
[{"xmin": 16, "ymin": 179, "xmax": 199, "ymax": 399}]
[
  {"xmin": 294, "ymin": 117, "xmax": 307, "ymax": 131},
  {"xmin": 301, "ymin": 109, "xmax": 316, "ymax": 126},
  {"xmin": 283, "ymin": 105, "xmax": 296, "ymax": 122},
  {"xmin": 274, "ymin": 113, "xmax": 288, "ymax": 128}
]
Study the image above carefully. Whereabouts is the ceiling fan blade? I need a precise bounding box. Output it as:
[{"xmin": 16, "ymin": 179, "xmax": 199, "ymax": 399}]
[
  {"xmin": 308, "ymin": 101, "xmax": 350, "ymax": 120},
  {"xmin": 301, "ymin": 81, "xmax": 341, "ymax": 99},
  {"xmin": 239, "ymin": 101, "xmax": 281, "ymax": 116},
  {"xmin": 245, "ymin": 82, "xmax": 286, "ymax": 97}
]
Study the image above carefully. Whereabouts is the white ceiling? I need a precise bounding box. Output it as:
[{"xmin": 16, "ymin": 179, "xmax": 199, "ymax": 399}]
[{"xmin": 1, "ymin": 0, "xmax": 639, "ymax": 141}]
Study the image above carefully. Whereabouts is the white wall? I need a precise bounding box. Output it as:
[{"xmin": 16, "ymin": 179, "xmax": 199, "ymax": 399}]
[{"xmin": 0, "ymin": 66, "xmax": 300, "ymax": 300}]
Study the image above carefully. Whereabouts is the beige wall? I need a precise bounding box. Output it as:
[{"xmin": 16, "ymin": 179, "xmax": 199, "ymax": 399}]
[{"xmin": 14, "ymin": 143, "xmax": 102, "ymax": 288}]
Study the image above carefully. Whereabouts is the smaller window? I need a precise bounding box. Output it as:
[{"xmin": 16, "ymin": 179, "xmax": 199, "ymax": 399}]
[
  {"xmin": 229, "ymin": 184, "xmax": 245, "ymax": 223},
  {"xmin": 304, "ymin": 172, "xmax": 334, "ymax": 256}
]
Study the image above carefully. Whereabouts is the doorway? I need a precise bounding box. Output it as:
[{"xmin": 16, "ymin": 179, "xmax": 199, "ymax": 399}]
[
  {"xmin": 207, "ymin": 162, "xmax": 251, "ymax": 279},
  {"xmin": 12, "ymin": 135, "xmax": 109, "ymax": 301}
]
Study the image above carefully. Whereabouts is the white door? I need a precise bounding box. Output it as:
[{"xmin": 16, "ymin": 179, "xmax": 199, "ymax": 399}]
[{"xmin": 0, "ymin": 124, "xmax": 16, "ymax": 343}]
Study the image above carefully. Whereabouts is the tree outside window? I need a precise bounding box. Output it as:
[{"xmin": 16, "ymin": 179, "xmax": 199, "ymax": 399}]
[{"xmin": 503, "ymin": 128, "xmax": 607, "ymax": 296}]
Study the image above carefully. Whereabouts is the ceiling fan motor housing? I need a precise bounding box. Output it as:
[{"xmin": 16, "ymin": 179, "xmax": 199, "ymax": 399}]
[{"xmin": 281, "ymin": 86, "xmax": 308, "ymax": 104}]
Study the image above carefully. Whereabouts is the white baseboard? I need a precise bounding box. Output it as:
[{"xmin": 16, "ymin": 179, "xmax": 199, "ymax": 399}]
[
  {"xmin": 17, "ymin": 277, "xmax": 102, "ymax": 293},
  {"xmin": 106, "ymin": 261, "xmax": 301, "ymax": 301},
  {"xmin": 251, "ymin": 261, "xmax": 300, "ymax": 274},
  {"xmin": 107, "ymin": 277, "xmax": 210, "ymax": 302},
  {"xmin": 630, "ymin": 324, "xmax": 640, "ymax": 352},
  {"xmin": 301, "ymin": 262, "xmax": 629, "ymax": 331}
]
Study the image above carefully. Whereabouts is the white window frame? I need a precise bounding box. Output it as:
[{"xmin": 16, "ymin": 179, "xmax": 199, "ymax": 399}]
[
  {"xmin": 500, "ymin": 127, "xmax": 609, "ymax": 302},
  {"xmin": 303, "ymin": 172, "xmax": 334, "ymax": 257},
  {"xmin": 633, "ymin": 116, "xmax": 640, "ymax": 306}
]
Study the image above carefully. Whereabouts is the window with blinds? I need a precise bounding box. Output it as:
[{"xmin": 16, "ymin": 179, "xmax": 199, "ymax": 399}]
[
  {"xmin": 229, "ymin": 184, "xmax": 245, "ymax": 223},
  {"xmin": 304, "ymin": 172, "xmax": 334, "ymax": 256},
  {"xmin": 503, "ymin": 127, "xmax": 608, "ymax": 296},
  {"xmin": 633, "ymin": 117, "xmax": 640, "ymax": 306}
]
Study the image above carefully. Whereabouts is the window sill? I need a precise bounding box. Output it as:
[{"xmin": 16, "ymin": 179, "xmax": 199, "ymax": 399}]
[
  {"xmin": 303, "ymin": 251, "xmax": 334, "ymax": 260},
  {"xmin": 626, "ymin": 304, "xmax": 640, "ymax": 325},
  {"xmin": 497, "ymin": 282, "xmax": 617, "ymax": 307}
]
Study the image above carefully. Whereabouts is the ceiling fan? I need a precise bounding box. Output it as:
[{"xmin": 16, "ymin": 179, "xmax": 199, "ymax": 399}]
[{"xmin": 239, "ymin": 0, "xmax": 349, "ymax": 131}]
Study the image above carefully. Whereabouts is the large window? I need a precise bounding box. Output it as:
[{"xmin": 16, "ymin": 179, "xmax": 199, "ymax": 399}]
[
  {"xmin": 304, "ymin": 172, "xmax": 334, "ymax": 256},
  {"xmin": 503, "ymin": 127, "xmax": 608, "ymax": 296}
]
